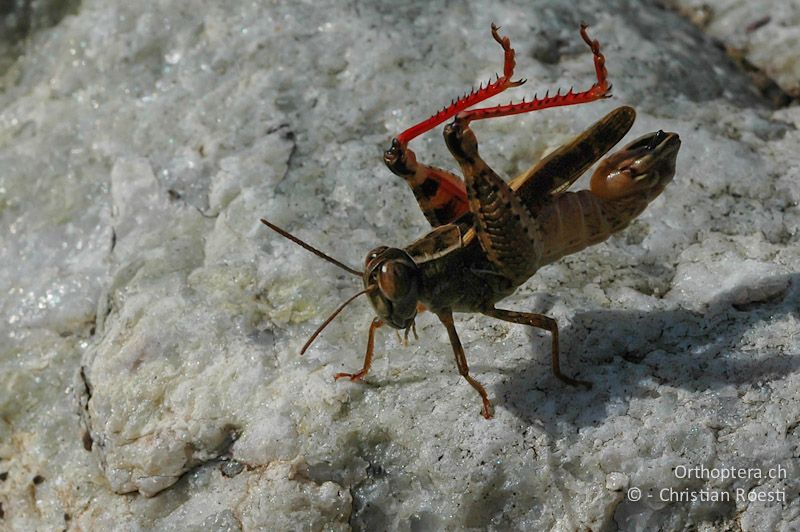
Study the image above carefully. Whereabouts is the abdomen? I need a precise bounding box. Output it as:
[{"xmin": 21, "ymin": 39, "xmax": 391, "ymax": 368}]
[{"xmin": 535, "ymin": 190, "xmax": 653, "ymax": 266}]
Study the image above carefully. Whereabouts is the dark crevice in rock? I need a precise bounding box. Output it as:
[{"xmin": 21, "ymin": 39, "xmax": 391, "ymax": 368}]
[
  {"xmin": 139, "ymin": 425, "xmax": 243, "ymax": 497},
  {"xmin": 0, "ymin": 0, "xmax": 80, "ymax": 41},
  {"xmin": 77, "ymin": 366, "xmax": 94, "ymax": 452},
  {"xmin": 219, "ymin": 459, "xmax": 245, "ymax": 478},
  {"xmin": 658, "ymin": 0, "xmax": 797, "ymax": 108},
  {"xmin": 0, "ymin": 0, "xmax": 82, "ymax": 74},
  {"xmin": 721, "ymin": 49, "xmax": 796, "ymax": 108}
]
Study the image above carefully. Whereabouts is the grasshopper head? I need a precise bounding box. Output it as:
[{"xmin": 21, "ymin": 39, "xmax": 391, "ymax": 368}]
[
  {"xmin": 259, "ymin": 219, "xmax": 421, "ymax": 352},
  {"xmin": 363, "ymin": 246, "xmax": 420, "ymax": 329}
]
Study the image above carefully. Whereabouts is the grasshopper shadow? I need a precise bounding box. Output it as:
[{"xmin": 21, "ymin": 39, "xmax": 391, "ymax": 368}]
[{"xmin": 493, "ymin": 273, "xmax": 800, "ymax": 430}]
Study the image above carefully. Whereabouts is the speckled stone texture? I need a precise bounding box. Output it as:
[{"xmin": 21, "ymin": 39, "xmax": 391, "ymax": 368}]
[
  {"xmin": 1, "ymin": 0, "xmax": 798, "ymax": 530},
  {"xmin": 664, "ymin": 0, "xmax": 800, "ymax": 100}
]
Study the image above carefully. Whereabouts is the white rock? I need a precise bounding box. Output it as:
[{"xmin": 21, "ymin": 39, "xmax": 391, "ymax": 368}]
[{"xmin": 1, "ymin": 0, "xmax": 798, "ymax": 530}]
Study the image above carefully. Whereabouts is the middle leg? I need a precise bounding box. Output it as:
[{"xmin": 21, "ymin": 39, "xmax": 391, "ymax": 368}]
[
  {"xmin": 437, "ymin": 309, "xmax": 493, "ymax": 419},
  {"xmin": 483, "ymin": 307, "xmax": 591, "ymax": 388}
]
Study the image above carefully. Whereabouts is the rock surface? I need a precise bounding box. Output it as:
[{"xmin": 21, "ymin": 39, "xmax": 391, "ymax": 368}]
[
  {"xmin": 665, "ymin": 0, "xmax": 800, "ymax": 100},
  {"xmin": 1, "ymin": 0, "xmax": 798, "ymax": 530}
]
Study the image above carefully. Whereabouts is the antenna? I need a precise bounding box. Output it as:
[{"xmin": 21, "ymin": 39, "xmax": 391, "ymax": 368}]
[
  {"xmin": 300, "ymin": 286, "xmax": 376, "ymax": 355},
  {"xmin": 260, "ymin": 218, "xmax": 363, "ymax": 277},
  {"xmin": 260, "ymin": 217, "xmax": 375, "ymax": 354}
]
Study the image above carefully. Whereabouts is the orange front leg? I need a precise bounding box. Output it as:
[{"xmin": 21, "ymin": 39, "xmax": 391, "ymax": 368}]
[{"xmin": 334, "ymin": 317, "xmax": 383, "ymax": 381}]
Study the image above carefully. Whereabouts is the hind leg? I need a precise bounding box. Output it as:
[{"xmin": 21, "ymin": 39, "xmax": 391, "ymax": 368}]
[
  {"xmin": 383, "ymin": 140, "xmax": 469, "ymax": 226},
  {"xmin": 442, "ymin": 116, "xmax": 542, "ymax": 285}
]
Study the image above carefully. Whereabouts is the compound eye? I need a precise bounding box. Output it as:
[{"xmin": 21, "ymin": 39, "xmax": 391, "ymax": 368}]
[
  {"xmin": 377, "ymin": 261, "xmax": 410, "ymax": 301},
  {"xmin": 365, "ymin": 246, "xmax": 388, "ymax": 267}
]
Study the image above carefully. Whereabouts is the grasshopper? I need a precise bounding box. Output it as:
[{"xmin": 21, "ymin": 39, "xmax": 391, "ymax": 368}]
[{"xmin": 261, "ymin": 24, "xmax": 680, "ymax": 418}]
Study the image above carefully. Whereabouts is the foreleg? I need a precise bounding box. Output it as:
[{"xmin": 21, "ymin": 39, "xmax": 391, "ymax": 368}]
[{"xmin": 334, "ymin": 318, "xmax": 383, "ymax": 381}]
